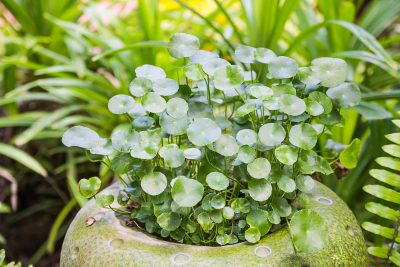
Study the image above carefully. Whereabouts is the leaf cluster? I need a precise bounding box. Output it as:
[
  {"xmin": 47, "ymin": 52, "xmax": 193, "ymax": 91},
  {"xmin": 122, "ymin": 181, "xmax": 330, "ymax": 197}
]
[{"xmin": 63, "ymin": 33, "xmax": 360, "ymax": 248}]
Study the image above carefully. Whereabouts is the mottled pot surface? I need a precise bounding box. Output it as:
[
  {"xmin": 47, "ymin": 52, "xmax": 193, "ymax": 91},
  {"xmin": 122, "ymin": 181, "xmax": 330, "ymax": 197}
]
[{"xmin": 61, "ymin": 182, "xmax": 369, "ymax": 267}]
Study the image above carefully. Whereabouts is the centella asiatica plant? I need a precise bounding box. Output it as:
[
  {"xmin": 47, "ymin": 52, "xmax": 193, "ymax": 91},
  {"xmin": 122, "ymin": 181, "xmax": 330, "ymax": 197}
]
[{"xmin": 62, "ymin": 33, "xmax": 361, "ymax": 251}]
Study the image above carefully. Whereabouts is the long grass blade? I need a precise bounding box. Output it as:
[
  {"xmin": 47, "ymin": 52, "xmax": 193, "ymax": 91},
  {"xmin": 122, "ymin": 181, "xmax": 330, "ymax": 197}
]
[{"xmin": 0, "ymin": 143, "xmax": 47, "ymax": 177}]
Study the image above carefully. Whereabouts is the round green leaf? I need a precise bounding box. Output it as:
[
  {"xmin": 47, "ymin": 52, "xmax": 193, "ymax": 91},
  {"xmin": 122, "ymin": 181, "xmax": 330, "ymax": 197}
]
[
  {"xmin": 108, "ymin": 94, "xmax": 135, "ymax": 114},
  {"xmin": 159, "ymin": 113, "xmax": 189, "ymax": 136},
  {"xmin": 255, "ymin": 48, "xmax": 276, "ymax": 63},
  {"xmin": 262, "ymin": 97, "xmax": 280, "ymax": 110},
  {"xmin": 274, "ymin": 145, "xmax": 298, "ymax": 165},
  {"xmin": 168, "ymin": 33, "xmax": 200, "ymax": 58},
  {"xmin": 267, "ymin": 210, "xmax": 281, "ymax": 224},
  {"xmin": 153, "ymin": 78, "xmax": 179, "ymax": 96},
  {"xmin": 206, "ymin": 172, "xmax": 229, "ymax": 191},
  {"xmin": 190, "ymin": 50, "xmax": 218, "ymax": 64},
  {"xmin": 223, "ymin": 207, "xmax": 234, "ymax": 219},
  {"xmin": 246, "ymin": 209, "xmax": 271, "ymax": 235},
  {"xmin": 111, "ymin": 128, "xmax": 140, "ymax": 152},
  {"xmin": 142, "ymin": 92, "xmax": 166, "ymax": 113},
  {"xmin": 289, "ymin": 209, "xmax": 328, "ymax": 253},
  {"xmin": 235, "ymin": 101, "xmax": 259, "ymax": 116},
  {"xmin": 279, "ymin": 94, "xmax": 306, "ymax": 116},
  {"xmin": 214, "ymin": 134, "xmax": 239, "ymax": 156},
  {"xmin": 305, "ymin": 99, "xmax": 324, "ymax": 116},
  {"xmin": 236, "ymin": 129, "xmax": 257, "ymax": 146},
  {"xmin": 187, "ymin": 118, "xmax": 221, "ymax": 146},
  {"xmin": 135, "ymin": 64, "xmax": 166, "ymax": 82},
  {"xmin": 184, "ymin": 63, "xmax": 205, "ymax": 81},
  {"xmin": 298, "ymin": 150, "xmax": 333, "ymax": 175},
  {"xmin": 289, "ymin": 124, "xmax": 318, "ymax": 150},
  {"xmin": 308, "ymin": 91, "xmax": 332, "ymax": 114},
  {"xmin": 235, "ymin": 45, "xmax": 255, "ymax": 63},
  {"xmin": 133, "ymin": 116, "xmax": 154, "ymax": 130},
  {"xmin": 201, "ymin": 58, "xmax": 230, "ymax": 76},
  {"xmin": 237, "ymin": 145, "xmax": 257, "ymax": 164},
  {"xmin": 211, "ymin": 194, "xmax": 225, "ymax": 209},
  {"xmin": 268, "ymin": 56, "xmax": 298, "ymax": 79},
  {"xmin": 127, "ymin": 103, "xmax": 146, "ymax": 117},
  {"xmin": 162, "ymin": 148, "xmax": 185, "ymax": 168},
  {"xmin": 184, "ymin": 148, "xmax": 202, "ymax": 160},
  {"xmin": 247, "ymin": 158, "xmax": 271, "ymax": 179},
  {"xmin": 311, "ymin": 57, "xmax": 347, "ymax": 87},
  {"xmin": 89, "ymin": 138, "xmax": 113, "ymax": 155},
  {"xmin": 231, "ymin": 198, "xmax": 251, "ymax": 213},
  {"xmin": 141, "ymin": 172, "xmax": 168, "ymax": 196},
  {"xmin": 157, "ymin": 212, "xmax": 182, "ymax": 231},
  {"xmin": 277, "ymin": 175, "xmax": 296, "ymax": 193},
  {"xmin": 295, "ymin": 175, "xmax": 315, "ymax": 193},
  {"xmin": 247, "ymin": 85, "xmax": 274, "ymax": 100},
  {"xmin": 216, "ymin": 234, "xmax": 231, "ymax": 245},
  {"xmin": 245, "ymin": 227, "xmax": 261, "ymax": 243},
  {"xmin": 298, "ymin": 67, "xmax": 320, "ymax": 86},
  {"xmin": 62, "ymin": 126, "xmax": 100, "ymax": 149},
  {"xmin": 326, "ymin": 82, "xmax": 361, "ymax": 108},
  {"xmin": 78, "ymin": 177, "xmax": 101, "ymax": 198},
  {"xmin": 248, "ymin": 179, "xmax": 272, "ymax": 201},
  {"xmin": 130, "ymin": 130, "xmax": 160, "ymax": 159},
  {"xmin": 202, "ymin": 193, "xmax": 216, "ymax": 211},
  {"xmin": 258, "ymin": 123, "xmax": 286, "ymax": 147},
  {"xmin": 197, "ymin": 212, "xmax": 214, "ymax": 232},
  {"xmin": 172, "ymin": 177, "xmax": 204, "ymax": 207},
  {"xmin": 213, "ymin": 65, "xmax": 244, "ymax": 91},
  {"xmin": 272, "ymin": 84, "xmax": 296, "ymax": 96},
  {"xmin": 95, "ymin": 194, "xmax": 114, "ymax": 208},
  {"xmin": 129, "ymin": 77, "xmax": 152, "ymax": 97},
  {"xmin": 158, "ymin": 144, "xmax": 178, "ymax": 158},
  {"xmin": 339, "ymin": 138, "xmax": 361, "ymax": 169},
  {"xmin": 272, "ymin": 198, "xmax": 292, "ymax": 217}
]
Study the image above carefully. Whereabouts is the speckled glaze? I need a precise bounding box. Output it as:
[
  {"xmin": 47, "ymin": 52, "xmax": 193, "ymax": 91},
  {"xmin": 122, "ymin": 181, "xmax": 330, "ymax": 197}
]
[{"xmin": 61, "ymin": 182, "xmax": 370, "ymax": 267}]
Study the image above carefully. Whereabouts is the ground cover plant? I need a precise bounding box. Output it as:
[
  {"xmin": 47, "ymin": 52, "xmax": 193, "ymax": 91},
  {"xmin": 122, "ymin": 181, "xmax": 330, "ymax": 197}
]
[{"xmin": 62, "ymin": 33, "xmax": 361, "ymax": 249}]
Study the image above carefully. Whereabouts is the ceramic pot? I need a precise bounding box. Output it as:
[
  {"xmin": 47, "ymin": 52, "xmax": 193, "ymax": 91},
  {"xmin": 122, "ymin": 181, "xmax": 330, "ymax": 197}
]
[{"xmin": 60, "ymin": 181, "xmax": 369, "ymax": 266}]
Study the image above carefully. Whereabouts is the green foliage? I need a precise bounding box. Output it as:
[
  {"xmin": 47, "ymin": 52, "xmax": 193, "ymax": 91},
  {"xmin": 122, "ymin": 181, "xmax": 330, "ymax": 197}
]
[
  {"xmin": 1, "ymin": 0, "xmax": 399, "ymax": 262},
  {"xmin": 78, "ymin": 177, "xmax": 101, "ymax": 198},
  {"xmin": 62, "ymin": 33, "xmax": 361, "ymax": 248},
  {"xmin": 363, "ymin": 120, "xmax": 400, "ymax": 266}
]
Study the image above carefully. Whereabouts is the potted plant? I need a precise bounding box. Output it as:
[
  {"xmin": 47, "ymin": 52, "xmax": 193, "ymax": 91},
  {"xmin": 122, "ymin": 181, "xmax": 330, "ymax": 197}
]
[{"xmin": 60, "ymin": 33, "xmax": 369, "ymax": 266}]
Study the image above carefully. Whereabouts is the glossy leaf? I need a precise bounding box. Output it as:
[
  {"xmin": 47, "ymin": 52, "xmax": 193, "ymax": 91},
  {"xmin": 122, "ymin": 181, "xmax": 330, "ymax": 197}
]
[
  {"xmin": 78, "ymin": 177, "xmax": 101, "ymax": 198},
  {"xmin": 214, "ymin": 65, "xmax": 244, "ymax": 91},
  {"xmin": 168, "ymin": 33, "xmax": 200, "ymax": 58},
  {"xmin": 289, "ymin": 209, "xmax": 328, "ymax": 253},
  {"xmin": 172, "ymin": 177, "xmax": 204, "ymax": 207},
  {"xmin": 141, "ymin": 172, "xmax": 168, "ymax": 195},
  {"xmin": 247, "ymin": 158, "xmax": 271, "ymax": 179},
  {"xmin": 274, "ymin": 145, "xmax": 298, "ymax": 165},
  {"xmin": 311, "ymin": 57, "xmax": 347, "ymax": 87},
  {"xmin": 258, "ymin": 123, "xmax": 286, "ymax": 147},
  {"xmin": 206, "ymin": 172, "xmax": 229, "ymax": 191},
  {"xmin": 248, "ymin": 179, "xmax": 272, "ymax": 201},
  {"xmin": 326, "ymin": 83, "xmax": 361, "ymax": 108},
  {"xmin": 289, "ymin": 123, "xmax": 318, "ymax": 150},
  {"xmin": 157, "ymin": 212, "xmax": 182, "ymax": 231},
  {"xmin": 268, "ymin": 56, "xmax": 298, "ymax": 79},
  {"xmin": 187, "ymin": 118, "xmax": 221, "ymax": 146},
  {"xmin": 339, "ymin": 138, "xmax": 361, "ymax": 169}
]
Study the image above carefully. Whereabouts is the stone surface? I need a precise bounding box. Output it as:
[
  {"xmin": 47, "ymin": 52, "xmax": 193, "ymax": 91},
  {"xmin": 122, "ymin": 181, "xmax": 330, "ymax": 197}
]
[{"xmin": 61, "ymin": 182, "xmax": 370, "ymax": 267}]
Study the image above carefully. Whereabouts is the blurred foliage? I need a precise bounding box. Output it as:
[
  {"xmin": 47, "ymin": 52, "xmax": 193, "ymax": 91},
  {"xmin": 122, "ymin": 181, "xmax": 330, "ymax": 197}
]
[{"xmin": 0, "ymin": 0, "xmax": 399, "ymax": 265}]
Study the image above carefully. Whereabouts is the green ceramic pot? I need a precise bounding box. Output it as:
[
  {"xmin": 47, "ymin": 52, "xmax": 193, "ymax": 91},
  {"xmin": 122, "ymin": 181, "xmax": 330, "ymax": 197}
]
[{"xmin": 60, "ymin": 181, "xmax": 369, "ymax": 267}]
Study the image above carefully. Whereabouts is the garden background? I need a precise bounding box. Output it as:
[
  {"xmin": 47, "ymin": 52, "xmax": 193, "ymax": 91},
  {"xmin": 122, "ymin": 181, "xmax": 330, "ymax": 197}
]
[{"xmin": 0, "ymin": 0, "xmax": 399, "ymax": 265}]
